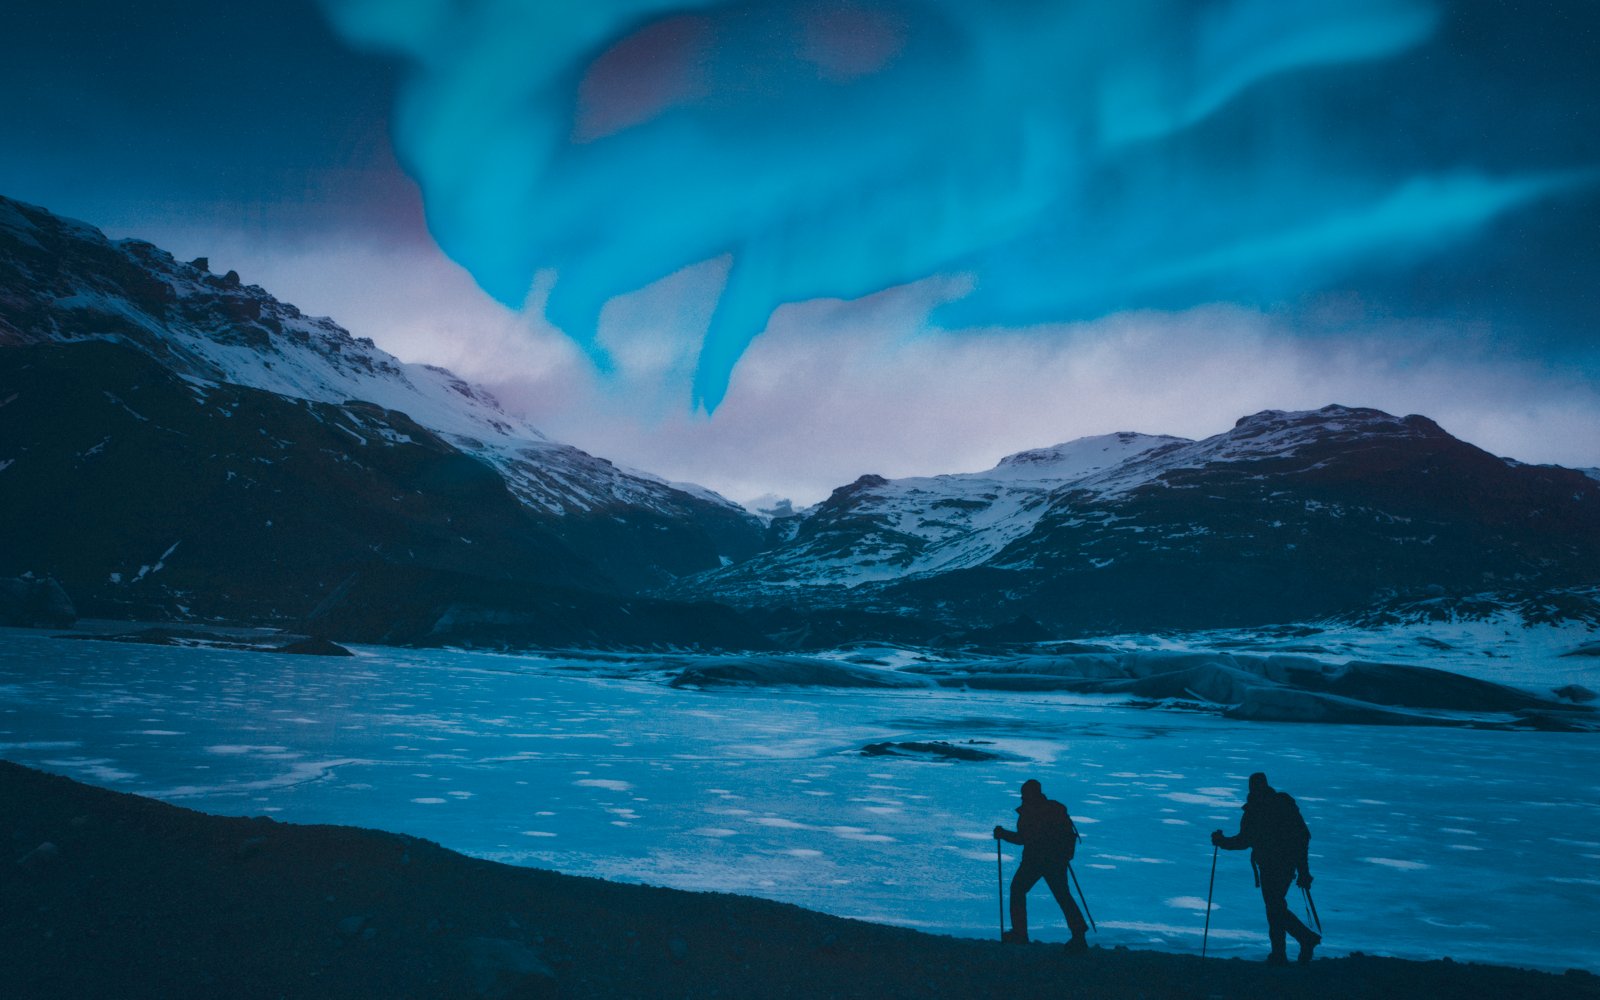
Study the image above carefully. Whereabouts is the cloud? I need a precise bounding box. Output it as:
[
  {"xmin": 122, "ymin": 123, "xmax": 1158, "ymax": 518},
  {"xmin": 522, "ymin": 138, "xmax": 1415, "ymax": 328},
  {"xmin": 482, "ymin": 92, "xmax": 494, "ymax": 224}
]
[
  {"xmin": 312, "ymin": 0, "xmax": 1594, "ymax": 413},
  {"xmin": 478, "ymin": 278, "xmax": 1600, "ymax": 505},
  {"xmin": 114, "ymin": 220, "xmax": 1600, "ymax": 506}
]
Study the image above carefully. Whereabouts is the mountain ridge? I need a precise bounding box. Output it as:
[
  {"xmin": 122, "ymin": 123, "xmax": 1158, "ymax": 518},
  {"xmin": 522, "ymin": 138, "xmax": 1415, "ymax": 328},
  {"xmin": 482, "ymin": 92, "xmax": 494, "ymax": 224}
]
[
  {"xmin": 0, "ymin": 195, "xmax": 776, "ymax": 640},
  {"xmin": 4, "ymin": 192, "xmax": 1598, "ymax": 646},
  {"xmin": 0, "ymin": 195, "xmax": 758, "ymax": 525},
  {"xmin": 0, "ymin": 194, "xmax": 765, "ymax": 602},
  {"xmin": 671, "ymin": 403, "xmax": 1600, "ymax": 636}
]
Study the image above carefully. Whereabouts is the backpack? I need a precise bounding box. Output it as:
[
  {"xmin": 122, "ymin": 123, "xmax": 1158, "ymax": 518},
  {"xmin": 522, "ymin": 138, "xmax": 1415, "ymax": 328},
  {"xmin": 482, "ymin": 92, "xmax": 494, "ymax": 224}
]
[
  {"xmin": 1259, "ymin": 791, "xmax": 1311, "ymax": 858},
  {"xmin": 1033, "ymin": 798, "xmax": 1079, "ymax": 859},
  {"xmin": 1057, "ymin": 802, "xmax": 1081, "ymax": 861}
]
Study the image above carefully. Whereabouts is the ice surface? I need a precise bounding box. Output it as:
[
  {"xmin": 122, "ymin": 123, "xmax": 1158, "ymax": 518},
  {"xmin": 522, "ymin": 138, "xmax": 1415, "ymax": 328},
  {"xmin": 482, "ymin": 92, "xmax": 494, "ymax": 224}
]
[
  {"xmin": 1070, "ymin": 617, "xmax": 1600, "ymax": 693},
  {"xmin": 0, "ymin": 627, "xmax": 1596, "ymax": 972}
]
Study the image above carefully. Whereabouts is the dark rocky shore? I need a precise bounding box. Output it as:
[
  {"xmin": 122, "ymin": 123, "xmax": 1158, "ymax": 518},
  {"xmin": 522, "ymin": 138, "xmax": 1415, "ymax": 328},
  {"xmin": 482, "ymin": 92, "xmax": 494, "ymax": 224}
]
[{"xmin": 3, "ymin": 761, "xmax": 1596, "ymax": 1000}]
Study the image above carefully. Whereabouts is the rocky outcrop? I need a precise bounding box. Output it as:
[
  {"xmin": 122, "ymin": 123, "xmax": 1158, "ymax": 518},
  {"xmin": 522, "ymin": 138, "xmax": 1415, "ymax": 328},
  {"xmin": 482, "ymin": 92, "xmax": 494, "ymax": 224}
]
[
  {"xmin": 0, "ymin": 575, "xmax": 75, "ymax": 627},
  {"xmin": 895, "ymin": 650, "xmax": 1588, "ymax": 730},
  {"xmin": 859, "ymin": 740, "xmax": 1015, "ymax": 761}
]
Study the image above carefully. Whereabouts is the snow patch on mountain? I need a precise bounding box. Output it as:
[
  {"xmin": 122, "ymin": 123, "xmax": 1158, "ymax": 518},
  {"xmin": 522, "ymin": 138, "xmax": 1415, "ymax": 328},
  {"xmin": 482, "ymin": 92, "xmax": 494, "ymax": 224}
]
[
  {"xmin": 988, "ymin": 431, "xmax": 1189, "ymax": 482},
  {"xmin": 678, "ymin": 403, "xmax": 1597, "ymax": 600},
  {"xmin": 1066, "ymin": 405, "xmax": 1443, "ymax": 499},
  {"xmin": 723, "ymin": 410, "xmax": 1428, "ymax": 590},
  {"xmin": 0, "ymin": 195, "xmax": 753, "ymax": 525},
  {"xmin": 689, "ymin": 432, "xmax": 1186, "ymax": 590}
]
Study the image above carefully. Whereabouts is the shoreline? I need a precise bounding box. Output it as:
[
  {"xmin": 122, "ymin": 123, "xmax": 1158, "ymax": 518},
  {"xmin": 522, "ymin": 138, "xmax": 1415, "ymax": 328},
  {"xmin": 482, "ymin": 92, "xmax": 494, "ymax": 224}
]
[{"xmin": 4, "ymin": 760, "xmax": 1596, "ymax": 999}]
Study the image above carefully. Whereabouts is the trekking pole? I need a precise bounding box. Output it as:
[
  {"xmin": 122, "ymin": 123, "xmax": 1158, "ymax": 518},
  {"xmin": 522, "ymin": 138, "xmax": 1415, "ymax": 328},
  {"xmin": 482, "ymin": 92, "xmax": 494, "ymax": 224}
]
[
  {"xmin": 996, "ymin": 839, "xmax": 1005, "ymax": 941},
  {"xmin": 1301, "ymin": 884, "xmax": 1323, "ymax": 934},
  {"xmin": 1067, "ymin": 862, "xmax": 1097, "ymax": 933},
  {"xmin": 1202, "ymin": 845, "xmax": 1218, "ymax": 958}
]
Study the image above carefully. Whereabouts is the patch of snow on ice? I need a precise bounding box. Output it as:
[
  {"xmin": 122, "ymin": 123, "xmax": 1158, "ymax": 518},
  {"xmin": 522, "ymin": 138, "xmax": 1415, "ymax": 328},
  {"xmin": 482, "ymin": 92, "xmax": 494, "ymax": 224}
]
[{"xmin": 1363, "ymin": 857, "xmax": 1430, "ymax": 870}]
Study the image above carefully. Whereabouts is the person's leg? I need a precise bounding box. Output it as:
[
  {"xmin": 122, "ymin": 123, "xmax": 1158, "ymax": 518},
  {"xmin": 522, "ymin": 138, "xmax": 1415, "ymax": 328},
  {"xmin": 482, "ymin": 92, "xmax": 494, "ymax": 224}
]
[
  {"xmin": 1009, "ymin": 862, "xmax": 1043, "ymax": 941},
  {"xmin": 1281, "ymin": 880, "xmax": 1318, "ymax": 959},
  {"xmin": 1259, "ymin": 866, "xmax": 1293, "ymax": 961},
  {"xmin": 1041, "ymin": 866, "xmax": 1088, "ymax": 939},
  {"xmin": 1283, "ymin": 896, "xmax": 1315, "ymax": 946}
]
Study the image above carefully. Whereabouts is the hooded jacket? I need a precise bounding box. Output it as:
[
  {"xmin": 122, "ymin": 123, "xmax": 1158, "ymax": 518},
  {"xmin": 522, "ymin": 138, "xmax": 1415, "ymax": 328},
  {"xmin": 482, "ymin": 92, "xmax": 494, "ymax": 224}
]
[
  {"xmin": 999, "ymin": 795, "xmax": 1078, "ymax": 864},
  {"xmin": 1218, "ymin": 787, "xmax": 1310, "ymax": 873}
]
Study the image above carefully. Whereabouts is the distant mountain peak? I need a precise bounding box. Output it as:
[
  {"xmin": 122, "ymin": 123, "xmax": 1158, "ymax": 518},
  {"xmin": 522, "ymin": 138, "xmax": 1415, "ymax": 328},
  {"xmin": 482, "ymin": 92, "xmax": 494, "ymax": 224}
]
[
  {"xmin": 0, "ymin": 193, "xmax": 757, "ymax": 514},
  {"xmin": 669, "ymin": 400, "xmax": 1600, "ymax": 623},
  {"xmin": 1229, "ymin": 404, "xmax": 1443, "ymax": 440}
]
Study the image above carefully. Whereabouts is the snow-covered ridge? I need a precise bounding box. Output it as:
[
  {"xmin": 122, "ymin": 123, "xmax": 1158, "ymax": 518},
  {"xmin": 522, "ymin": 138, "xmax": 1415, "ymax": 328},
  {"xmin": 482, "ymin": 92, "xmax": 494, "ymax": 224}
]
[
  {"xmin": 683, "ymin": 431, "xmax": 1190, "ymax": 589},
  {"xmin": 747, "ymin": 407, "xmax": 1425, "ymax": 589},
  {"xmin": 0, "ymin": 195, "xmax": 751, "ymax": 523},
  {"xmin": 1051, "ymin": 405, "xmax": 1443, "ymax": 500},
  {"xmin": 679, "ymin": 403, "xmax": 1579, "ymax": 597},
  {"xmin": 988, "ymin": 431, "xmax": 1189, "ymax": 481}
]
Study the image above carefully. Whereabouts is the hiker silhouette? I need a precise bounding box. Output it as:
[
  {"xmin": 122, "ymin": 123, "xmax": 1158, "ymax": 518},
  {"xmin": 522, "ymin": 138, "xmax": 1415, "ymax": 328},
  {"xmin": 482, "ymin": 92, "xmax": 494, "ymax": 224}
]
[
  {"xmin": 993, "ymin": 778, "xmax": 1088, "ymax": 952},
  {"xmin": 1211, "ymin": 771, "xmax": 1321, "ymax": 964}
]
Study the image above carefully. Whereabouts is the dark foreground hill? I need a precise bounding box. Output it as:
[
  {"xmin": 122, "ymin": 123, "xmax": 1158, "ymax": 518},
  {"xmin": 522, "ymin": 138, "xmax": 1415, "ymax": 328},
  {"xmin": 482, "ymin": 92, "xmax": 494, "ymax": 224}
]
[{"xmin": 3, "ymin": 762, "xmax": 1595, "ymax": 1000}]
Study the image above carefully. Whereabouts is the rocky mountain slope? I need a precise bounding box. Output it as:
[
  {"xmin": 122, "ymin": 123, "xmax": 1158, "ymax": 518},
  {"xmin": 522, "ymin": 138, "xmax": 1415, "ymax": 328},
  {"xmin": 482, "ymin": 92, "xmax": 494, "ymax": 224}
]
[
  {"xmin": 0, "ymin": 195, "xmax": 762, "ymax": 636},
  {"xmin": 725, "ymin": 431, "xmax": 1186, "ymax": 586},
  {"xmin": 673, "ymin": 406, "xmax": 1600, "ymax": 636},
  {"xmin": 4, "ymin": 193, "xmax": 1597, "ymax": 647},
  {"xmin": 0, "ymin": 195, "xmax": 763, "ymax": 588}
]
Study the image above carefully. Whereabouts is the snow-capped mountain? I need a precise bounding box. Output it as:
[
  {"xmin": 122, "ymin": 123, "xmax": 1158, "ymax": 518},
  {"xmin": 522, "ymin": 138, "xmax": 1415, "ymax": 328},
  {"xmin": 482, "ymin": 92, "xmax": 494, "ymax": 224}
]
[
  {"xmin": 674, "ymin": 405, "xmax": 1600, "ymax": 635},
  {"xmin": 5, "ymin": 193, "xmax": 1597, "ymax": 645},
  {"xmin": 0, "ymin": 195, "xmax": 763, "ymax": 610},
  {"xmin": 713, "ymin": 432, "xmax": 1184, "ymax": 588}
]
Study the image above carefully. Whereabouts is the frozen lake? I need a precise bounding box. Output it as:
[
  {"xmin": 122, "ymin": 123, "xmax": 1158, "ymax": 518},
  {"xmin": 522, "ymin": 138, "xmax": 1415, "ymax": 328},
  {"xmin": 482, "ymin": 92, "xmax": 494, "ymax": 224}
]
[{"xmin": 2, "ymin": 628, "xmax": 1596, "ymax": 972}]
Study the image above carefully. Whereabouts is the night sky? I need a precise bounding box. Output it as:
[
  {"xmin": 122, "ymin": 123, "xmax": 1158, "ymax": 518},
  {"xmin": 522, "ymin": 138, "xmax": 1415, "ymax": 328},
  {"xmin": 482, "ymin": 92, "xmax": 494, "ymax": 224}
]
[{"xmin": 3, "ymin": 1, "xmax": 1597, "ymax": 502}]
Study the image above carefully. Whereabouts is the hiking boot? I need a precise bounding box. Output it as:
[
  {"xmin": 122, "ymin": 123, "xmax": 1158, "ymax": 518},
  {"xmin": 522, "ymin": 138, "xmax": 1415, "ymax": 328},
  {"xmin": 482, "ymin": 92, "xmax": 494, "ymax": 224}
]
[
  {"xmin": 1298, "ymin": 931, "xmax": 1321, "ymax": 964},
  {"xmin": 1002, "ymin": 929, "xmax": 1029, "ymax": 945},
  {"xmin": 1063, "ymin": 935, "xmax": 1089, "ymax": 955},
  {"xmin": 1266, "ymin": 951, "xmax": 1289, "ymax": 966}
]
